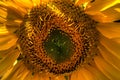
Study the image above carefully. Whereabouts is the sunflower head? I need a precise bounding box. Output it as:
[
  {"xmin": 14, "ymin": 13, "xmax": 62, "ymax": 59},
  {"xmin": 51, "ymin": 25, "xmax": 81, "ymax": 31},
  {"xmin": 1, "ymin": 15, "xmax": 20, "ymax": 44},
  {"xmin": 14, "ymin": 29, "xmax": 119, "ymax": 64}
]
[{"xmin": 16, "ymin": 0, "xmax": 99, "ymax": 75}]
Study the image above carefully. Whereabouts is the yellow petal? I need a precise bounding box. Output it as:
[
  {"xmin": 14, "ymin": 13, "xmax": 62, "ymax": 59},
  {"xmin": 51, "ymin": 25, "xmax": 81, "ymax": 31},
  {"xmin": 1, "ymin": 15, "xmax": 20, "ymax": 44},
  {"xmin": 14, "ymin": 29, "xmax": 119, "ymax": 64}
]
[
  {"xmin": 23, "ymin": 71, "xmax": 50, "ymax": 80},
  {"xmin": 71, "ymin": 68, "xmax": 94, "ymax": 80},
  {"xmin": 12, "ymin": 0, "xmax": 33, "ymax": 9},
  {"xmin": 0, "ymin": 17, "xmax": 6, "ymax": 23},
  {"xmin": 5, "ymin": 20, "xmax": 22, "ymax": 33},
  {"xmin": 101, "ymin": 3, "xmax": 120, "ymax": 21},
  {"xmin": 85, "ymin": 65, "xmax": 109, "ymax": 80},
  {"xmin": 0, "ymin": 46, "xmax": 20, "ymax": 77},
  {"xmin": 100, "ymin": 35, "xmax": 120, "ymax": 59},
  {"xmin": 71, "ymin": 69, "xmax": 84, "ymax": 80},
  {"xmin": 94, "ymin": 55, "xmax": 120, "ymax": 80},
  {"xmin": 90, "ymin": 12, "xmax": 115, "ymax": 22},
  {"xmin": 86, "ymin": 0, "xmax": 119, "ymax": 14},
  {"xmin": 37, "ymin": 76, "xmax": 50, "ymax": 80},
  {"xmin": 31, "ymin": 0, "xmax": 42, "ymax": 6},
  {"xmin": 0, "ymin": 25, "xmax": 9, "ymax": 35},
  {"xmin": 112, "ymin": 38, "xmax": 120, "ymax": 44},
  {"xmin": 0, "ymin": 21, "xmax": 21, "ymax": 35},
  {"xmin": 0, "ymin": 34, "xmax": 17, "ymax": 50},
  {"xmin": 0, "ymin": 7, "xmax": 7, "ymax": 19},
  {"xmin": 51, "ymin": 75, "xmax": 66, "ymax": 80},
  {"xmin": 97, "ymin": 23, "xmax": 120, "ymax": 39},
  {"xmin": 75, "ymin": 0, "xmax": 90, "ymax": 6},
  {"xmin": 23, "ymin": 72, "xmax": 33, "ymax": 80},
  {"xmin": 2, "ymin": 61, "xmax": 29, "ymax": 80},
  {"xmin": 99, "ymin": 44, "xmax": 120, "ymax": 71},
  {"xmin": 0, "ymin": 1, "xmax": 25, "ymax": 19}
]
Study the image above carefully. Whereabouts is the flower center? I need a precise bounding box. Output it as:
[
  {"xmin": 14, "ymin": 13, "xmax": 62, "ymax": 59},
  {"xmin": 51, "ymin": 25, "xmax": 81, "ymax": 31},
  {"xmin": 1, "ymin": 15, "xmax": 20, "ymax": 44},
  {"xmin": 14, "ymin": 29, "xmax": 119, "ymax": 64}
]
[
  {"xmin": 43, "ymin": 29, "xmax": 75, "ymax": 64},
  {"xmin": 17, "ymin": 0, "xmax": 99, "ymax": 74}
]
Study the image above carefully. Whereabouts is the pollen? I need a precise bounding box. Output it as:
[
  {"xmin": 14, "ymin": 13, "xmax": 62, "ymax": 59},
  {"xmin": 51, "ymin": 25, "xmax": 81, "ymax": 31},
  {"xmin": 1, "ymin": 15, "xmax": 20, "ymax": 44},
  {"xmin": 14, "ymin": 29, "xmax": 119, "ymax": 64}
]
[{"xmin": 17, "ymin": 0, "xmax": 99, "ymax": 75}]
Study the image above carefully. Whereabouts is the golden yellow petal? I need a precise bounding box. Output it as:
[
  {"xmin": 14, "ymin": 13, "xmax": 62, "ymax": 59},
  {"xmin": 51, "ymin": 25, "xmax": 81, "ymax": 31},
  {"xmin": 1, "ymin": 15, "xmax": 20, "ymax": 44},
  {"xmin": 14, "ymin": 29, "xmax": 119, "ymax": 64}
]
[
  {"xmin": 0, "ymin": 4, "xmax": 23, "ymax": 34},
  {"xmin": 97, "ymin": 23, "xmax": 120, "ymax": 39},
  {"xmin": 0, "ymin": 17, "xmax": 6, "ymax": 23},
  {"xmin": 90, "ymin": 12, "xmax": 115, "ymax": 22},
  {"xmin": 26, "ymin": 73, "xmax": 50, "ymax": 80},
  {"xmin": 0, "ymin": 7, "xmax": 7, "ymax": 19},
  {"xmin": 0, "ymin": 21, "xmax": 21, "ymax": 35},
  {"xmin": 86, "ymin": 0, "xmax": 119, "ymax": 14},
  {"xmin": 0, "ymin": 46, "xmax": 20, "ymax": 77},
  {"xmin": 0, "ymin": 1, "xmax": 7, "ymax": 7},
  {"xmin": 1, "ymin": 68, "xmax": 13, "ymax": 80},
  {"xmin": 23, "ymin": 71, "xmax": 51, "ymax": 80},
  {"xmin": 71, "ymin": 69, "xmax": 86, "ymax": 80},
  {"xmin": 112, "ymin": 38, "xmax": 120, "ymax": 44},
  {"xmin": 1, "ymin": 1, "xmax": 27, "ymax": 19},
  {"xmin": 0, "ymin": 44, "xmax": 15, "ymax": 60},
  {"xmin": 71, "ymin": 68, "xmax": 94, "ymax": 80},
  {"xmin": 0, "ymin": 25, "xmax": 9, "ymax": 35},
  {"xmin": 5, "ymin": 20, "xmax": 22, "ymax": 33},
  {"xmin": 94, "ymin": 55, "xmax": 120, "ymax": 80},
  {"xmin": 99, "ymin": 44, "xmax": 120, "ymax": 71},
  {"xmin": 38, "ymin": 76, "xmax": 50, "ymax": 80},
  {"xmin": 17, "ymin": 68, "xmax": 29, "ymax": 80},
  {"xmin": 6, "ymin": 5, "xmax": 25, "ymax": 19},
  {"xmin": 32, "ymin": 74, "xmax": 40, "ymax": 80},
  {"xmin": 2, "ymin": 61, "xmax": 30, "ymax": 80},
  {"xmin": 31, "ymin": 0, "xmax": 42, "ymax": 6},
  {"xmin": 51, "ymin": 75, "xmax": 66, "ymax": 80},
  {"xmin": 80, "ymin": 68, "xmax": 95, "ymax": 80},
  {"xmin": 101, "ymin": 3, "xmax": 120, "ymax": 21},
  {"xmin": 25, "ymin": 73, "xmax": 39, "ymax": 80},
  {"xmin": 85, "ymin": 65, "xmax": 109, "ymax": 80},
  {"xmin": 12, "ymin": 0, "xmax": 33, "ymax": 9},
  {"xmin": 0, "ymin": 35, "xmax": 17, "ymax": 50},
  {"xmin": 23, "ymin": 72, "xmax": 33, "ymax": 80},
  {"xmin": 75, "ymin": 0, "xmax": 90, "ymax": 6},
  {"xmin": 100, "ymin": 35, "xmax": 120, "ymax": 59}
]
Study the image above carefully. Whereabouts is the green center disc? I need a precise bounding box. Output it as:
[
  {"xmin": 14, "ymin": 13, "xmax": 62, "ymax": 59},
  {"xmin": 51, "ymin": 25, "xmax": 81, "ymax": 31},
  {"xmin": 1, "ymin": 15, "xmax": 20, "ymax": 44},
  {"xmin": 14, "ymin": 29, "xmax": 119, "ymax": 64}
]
[{"xmin": 43, "ymin": 29, "xmax": 75, "ymax": 64}]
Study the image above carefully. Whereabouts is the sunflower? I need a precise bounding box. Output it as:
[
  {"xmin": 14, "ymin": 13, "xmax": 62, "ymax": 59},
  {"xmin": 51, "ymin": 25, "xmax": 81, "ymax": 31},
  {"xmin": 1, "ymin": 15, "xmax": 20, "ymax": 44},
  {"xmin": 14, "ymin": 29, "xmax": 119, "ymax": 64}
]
[{"xmin": 0, "ymin": 0, "xmax": 120, "ymax": 80}]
